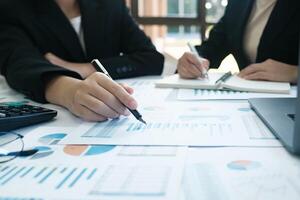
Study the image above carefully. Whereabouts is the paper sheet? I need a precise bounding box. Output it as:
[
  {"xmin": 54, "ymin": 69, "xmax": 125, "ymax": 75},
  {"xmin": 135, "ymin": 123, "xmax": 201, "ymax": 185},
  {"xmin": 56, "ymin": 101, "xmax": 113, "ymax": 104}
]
[
  {"xmin": 0, "ymin": 127, "xmax": 187, "ymax": 200},
  {"xmin": 60, "ymin": 102, "xmax": 281, "ymax": 147},
  {"xmin": 177, "ymin": 86, "xmax": 297, "ymax": 100},
  {"xmin": 183, "ymin": 148, "xmax": 300, "ymax": 200},
  {"xmin": 117, "ymin": 76, "xmax": 173, "ymax": 103}
]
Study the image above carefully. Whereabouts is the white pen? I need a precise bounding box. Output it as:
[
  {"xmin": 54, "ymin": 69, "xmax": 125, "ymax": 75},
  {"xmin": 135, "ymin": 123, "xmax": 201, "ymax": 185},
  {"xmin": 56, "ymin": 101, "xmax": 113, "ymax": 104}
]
[
  {"xmin": 187, "ymin": 42, "xmax": 209, "ymax": 79},
  {"xmin": 91, "ymin": 59, "xmax": 146, "ymax": 124}
]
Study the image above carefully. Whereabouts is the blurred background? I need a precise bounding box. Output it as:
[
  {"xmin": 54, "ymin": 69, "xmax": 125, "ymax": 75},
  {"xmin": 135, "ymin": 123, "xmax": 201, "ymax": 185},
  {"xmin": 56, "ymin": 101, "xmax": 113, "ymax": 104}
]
[{"xmin": 125, "ymin": 0, "xmax": 239, "ymax": 75}]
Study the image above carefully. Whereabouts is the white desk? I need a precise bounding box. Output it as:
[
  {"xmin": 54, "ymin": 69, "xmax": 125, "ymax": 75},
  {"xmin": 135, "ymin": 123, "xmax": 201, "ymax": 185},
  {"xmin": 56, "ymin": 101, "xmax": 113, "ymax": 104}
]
[{"xmin": 0, "ymin": 75, "xmax": 299, "ymax": 200}]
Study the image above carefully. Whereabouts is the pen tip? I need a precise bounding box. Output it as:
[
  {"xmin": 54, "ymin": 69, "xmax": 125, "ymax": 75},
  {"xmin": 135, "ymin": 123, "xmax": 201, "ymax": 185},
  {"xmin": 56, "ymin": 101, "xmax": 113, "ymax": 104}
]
[{"xmin": 139, "ymin": 118, "xmax": 147, "ymax": 125}]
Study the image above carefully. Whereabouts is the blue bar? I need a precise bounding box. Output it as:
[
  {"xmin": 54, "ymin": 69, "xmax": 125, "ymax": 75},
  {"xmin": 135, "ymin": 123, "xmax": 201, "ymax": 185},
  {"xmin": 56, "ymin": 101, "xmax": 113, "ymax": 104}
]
[
  {"xmin": 87, "ymin": 168, "xmax": 97, "ymax": 180},
  {"xmin": 0, "ymin": 166, "xmax": 17, "ymax": 181},
  {"xmin": 34, "ymin": 167, "xmax": 47, "ymax": 178},
  {"xmin": 136, "ymin": 124, "xmax": 142, "ymax": 131},
  {"xmin": 39, "ymin": 168, "xmax": 57, "ymax": 184},
  {"xmin": 60, "ymin": 167, "xmax": 67, "ymax": 174},
  {"xmin": 133, "ymin": 124, "xmax": 139, "ymax": 131},
  {"xmin": 69, "ymin": 168, "xmax": 87, "ymax": 188},
  {"xmin": 156, "ymin": 123, "xmax": 162, "ymax": 129},
  {"xmin": 0, "ymin": 166, "xmax": 9, "ymax": 172},
  {"xmin": 1, "ymin": 167, "xmax": 26, "ymax": 185},
  {"xmin": 56, "ymin": 168, "xmax": 77, "ymax": 189},
  {"xmin": 20, "ymin": 167, "xmax": 34, "ymax": 178},
  {"xmin": 126, "ymin": 123, "xmax": 134, "ymax": 132},
  {"xmin": 147, "ymin": 123, "xmax": 153, "ymax": 129}
]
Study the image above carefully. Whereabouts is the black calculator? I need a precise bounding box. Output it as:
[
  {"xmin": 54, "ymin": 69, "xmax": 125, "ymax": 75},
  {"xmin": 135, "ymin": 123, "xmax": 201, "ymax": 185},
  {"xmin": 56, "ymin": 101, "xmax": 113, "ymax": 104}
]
[{"xmin": 0, "ymin": 102, "xmax": 57, "ymax": 131}]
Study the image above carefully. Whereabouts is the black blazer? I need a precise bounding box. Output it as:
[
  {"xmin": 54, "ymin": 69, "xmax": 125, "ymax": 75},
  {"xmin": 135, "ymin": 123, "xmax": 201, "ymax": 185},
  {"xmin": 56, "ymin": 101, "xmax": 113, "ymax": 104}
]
[
  {"xmin": 197, "ymin": 0, "xmax": 300, "ymax": 69},
  {"xmin": 0, "ymin": 0, "xmax": 164, "ymax": 103}
]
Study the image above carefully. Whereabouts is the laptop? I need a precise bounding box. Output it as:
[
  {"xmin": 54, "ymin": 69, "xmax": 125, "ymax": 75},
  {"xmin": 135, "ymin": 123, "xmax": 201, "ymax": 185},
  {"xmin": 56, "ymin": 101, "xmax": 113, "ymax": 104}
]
[{"xmin": 249, "ymin": 55, "xmax": 300, "ymax": 154}]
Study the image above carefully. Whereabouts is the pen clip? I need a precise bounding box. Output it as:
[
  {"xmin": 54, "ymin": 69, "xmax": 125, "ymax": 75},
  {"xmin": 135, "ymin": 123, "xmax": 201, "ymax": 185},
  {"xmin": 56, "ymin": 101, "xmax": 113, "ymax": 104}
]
[
  {"xmin": 215, "ymin": 72, "xmax": 232, "ymax": 85},
  {"xmin": 91, "ymin": 59, "xmax": 112, "ymax": 79}
]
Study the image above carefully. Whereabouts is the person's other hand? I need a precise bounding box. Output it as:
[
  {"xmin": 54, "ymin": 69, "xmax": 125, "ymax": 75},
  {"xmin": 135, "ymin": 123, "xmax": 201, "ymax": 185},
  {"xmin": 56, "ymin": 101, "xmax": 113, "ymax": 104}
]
[
  {"xmin": 45, "ymin": 53, "xmax": 95, "ymax": 79},
  {"xmin": 239, "ymin": 59, "xmax": 298, "ymax": 83},
  {"xmin": 177, "ymin": 52, "xmax": 210, "ymax": 79},
  {"xmin": 45, "ymin": 73, "xmax": 137, "ymax": 122}
]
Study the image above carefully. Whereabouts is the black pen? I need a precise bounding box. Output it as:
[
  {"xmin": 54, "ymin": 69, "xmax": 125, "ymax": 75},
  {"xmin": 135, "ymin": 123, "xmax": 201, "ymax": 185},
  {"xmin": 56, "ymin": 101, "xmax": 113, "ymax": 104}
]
[
  {"xmin": 215, "ymin": 71, "xmax": 232, "ymax": 85},
  {"xmin": 91, "ymin": 59, "xmax": 146, "ymax": 124}
]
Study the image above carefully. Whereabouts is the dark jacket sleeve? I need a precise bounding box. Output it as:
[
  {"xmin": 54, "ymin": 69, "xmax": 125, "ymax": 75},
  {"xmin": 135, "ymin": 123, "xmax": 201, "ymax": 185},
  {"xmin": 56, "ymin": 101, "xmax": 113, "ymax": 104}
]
[
  {"xmin": 100, "ymin": 2, "xmax": 164, "ymax": 79},
  {"xmin": 0, "ymin": 22, "xmax": 81, "ymax": 103},
  {"xmin": 196, "ymin": 4, "xmax": 231, "ymax": 68}
]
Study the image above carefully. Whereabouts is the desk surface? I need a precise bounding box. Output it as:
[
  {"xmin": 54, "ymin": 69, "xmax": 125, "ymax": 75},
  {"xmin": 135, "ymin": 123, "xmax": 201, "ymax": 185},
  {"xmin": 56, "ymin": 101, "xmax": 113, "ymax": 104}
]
[{"xmin": 0, "ymin": 75, "xmax": 299, "ymax": 200}]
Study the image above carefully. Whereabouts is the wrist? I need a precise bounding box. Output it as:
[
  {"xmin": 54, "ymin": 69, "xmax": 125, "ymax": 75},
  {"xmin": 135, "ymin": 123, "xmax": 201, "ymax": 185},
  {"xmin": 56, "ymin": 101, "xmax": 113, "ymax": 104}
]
[
  {"xmin": 45, "ymin": 76, "xmax": 81, "ymax": 107},
  {"xmin": 80, "ymin": 63, "xmax": 96, "ymax": 78}
]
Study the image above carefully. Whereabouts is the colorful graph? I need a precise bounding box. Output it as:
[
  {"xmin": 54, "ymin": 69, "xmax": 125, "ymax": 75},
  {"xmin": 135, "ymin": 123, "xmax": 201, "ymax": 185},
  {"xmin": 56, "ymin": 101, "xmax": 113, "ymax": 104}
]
[
  {"xmin": 39, "ymin": 133, "xmax": 67, "ymax": 145},
  {"xmin": 63, "ymin": 145, "xmax": 115, "ymax": 157},
  {"xmin": 227, "ymin": 160, "xmax": 261, "ymax": 171},
  {"xmin": 23, "ymin": 146, "xmax": 54, "ymax": 160},
  {"xmin": 0, "ymin": 164, "xmax": 99, "ymax": 189},
  {"xmin": 83, "ymin": 118, "xmax": 232, "ymax": 138}
]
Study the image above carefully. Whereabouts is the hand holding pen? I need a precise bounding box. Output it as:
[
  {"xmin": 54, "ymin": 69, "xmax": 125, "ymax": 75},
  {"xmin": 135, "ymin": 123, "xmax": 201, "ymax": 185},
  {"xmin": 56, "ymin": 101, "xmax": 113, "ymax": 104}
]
[
  {"xmin": 177, "ymin": 43, "xmax": 210, "ymax": 79},
  {"xmin": 91, "ymin": 59, "xmax": 146, "ymax": 124}
]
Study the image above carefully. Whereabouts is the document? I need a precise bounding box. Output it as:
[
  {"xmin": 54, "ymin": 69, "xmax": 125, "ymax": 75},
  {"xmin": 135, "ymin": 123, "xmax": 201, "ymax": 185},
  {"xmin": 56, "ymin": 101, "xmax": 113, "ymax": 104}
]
[
  {"xmin": 156, "ymin": 74, "xmax": 291, "ymax": 94},
  {"xmin": 0, "ymin": 127, "xmax": 187, "ymax": 200},
  {"xmin": 183, "ymin": 148, "xmax": 300, "ymax": 200},
  {"xmin": 117, "ymin": 76, "xmax": 172, "ymax": 103},
  {"xmin": 60, "ymin": 102, "xmax": 281, "ymax": 147},
  {"xmin": 177, "ymin": 86, "xmax": 297, "ymax": 100}
]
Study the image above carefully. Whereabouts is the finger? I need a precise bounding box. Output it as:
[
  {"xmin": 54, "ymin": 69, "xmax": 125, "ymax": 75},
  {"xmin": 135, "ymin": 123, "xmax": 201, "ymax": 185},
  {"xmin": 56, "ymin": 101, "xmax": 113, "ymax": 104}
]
[
  {"xmin": 185, "ymin": 53, "xmax": 209, "ymax": 73},
  {"xmin": 80, "ymin": 93, "xmax": 121, "ymax": 119},
  {"xmin": 87, "ymin": 81, "xmax": 129, "ymax": 115},
  {"xmin": 119, "ymin": 83, "xmax": 134, "ymax": 95},
  {"xmin": 186, "ymin": 64, "xmax": 202, "ymax": 77},
  {"xmin": 178, "ymin": 58, "xmax": 202, "ymax": 78},
  {"xmin": 44, "ymin": 52, "xmax": 52, "ymax": 59},
  {"xmin": 95, "ymin": 73, "xmax": 138, "ymax": 110},
  {"xmin": 72, "ymin": 104, "xmax": 108, "ymax": 122},
  {"xmin": 239, "ymin": 64, "xmax": 264, "ymax": 77},
  {"xmin": 243, "ymin": 71, "xmax": 270, "ymax": 81},
  {"xmin": 200, "ymin": 59, "xmax": 210, "ymax": 70},
  {"xmin": 44, "ymin": 53, "xmax": 59, "ymax": 61},
  {"xmin": 178, "ymin": 64, "xmax": 199, "ymax": 79}
]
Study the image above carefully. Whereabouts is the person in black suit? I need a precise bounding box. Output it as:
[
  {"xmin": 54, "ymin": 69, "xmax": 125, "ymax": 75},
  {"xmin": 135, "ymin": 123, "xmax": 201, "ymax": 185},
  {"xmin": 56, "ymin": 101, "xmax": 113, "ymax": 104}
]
[
  {"xmin": 0, "ymin": 0, "xmax": 164, "ymax": 121},
  {"xmin": 177, "ymin": 0, "xmax": 299, "ymax": 83}
]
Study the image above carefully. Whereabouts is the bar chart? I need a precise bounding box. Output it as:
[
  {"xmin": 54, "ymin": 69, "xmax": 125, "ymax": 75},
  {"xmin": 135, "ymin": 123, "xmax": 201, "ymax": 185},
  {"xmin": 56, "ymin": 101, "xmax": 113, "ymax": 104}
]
[
  {"xmin": 82, "ymin": 118, "xmax": 233, "ymax": 138},
  {"xmin": 0, "ymin": 164, "xmax": 99, "ymax": 189}
]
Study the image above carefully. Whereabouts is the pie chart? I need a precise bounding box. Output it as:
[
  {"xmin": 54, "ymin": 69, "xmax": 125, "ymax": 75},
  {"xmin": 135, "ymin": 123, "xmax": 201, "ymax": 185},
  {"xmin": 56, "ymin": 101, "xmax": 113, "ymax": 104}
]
[
  {"xmin": 24, "ymin": 146, "xmax": 54, "ymax": 160},
  {"xmin": 227, "ymin": 160, "xmax": 261, "ymax": 171},
  {"xmin": 39, "ymin": 133, "xmax": 67, "ymax": 145},
  {"xmin": 63, "ymin": 145, "xmax": 115, "ymax": 157}
]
